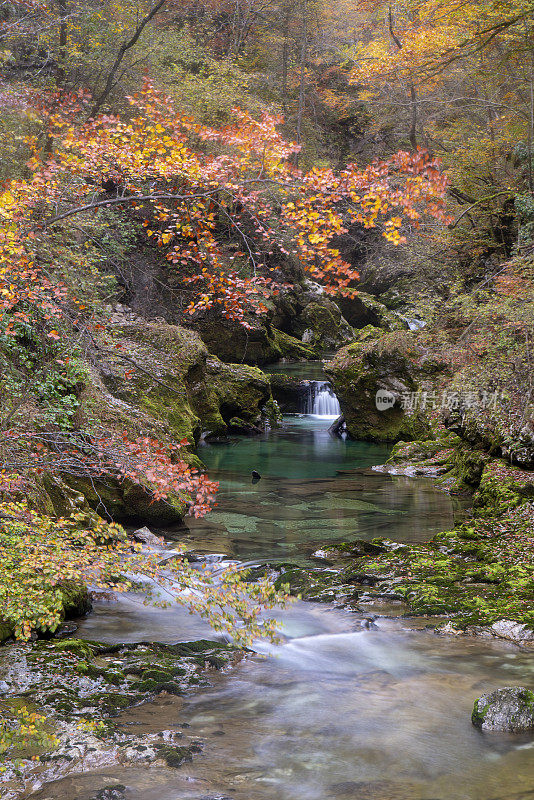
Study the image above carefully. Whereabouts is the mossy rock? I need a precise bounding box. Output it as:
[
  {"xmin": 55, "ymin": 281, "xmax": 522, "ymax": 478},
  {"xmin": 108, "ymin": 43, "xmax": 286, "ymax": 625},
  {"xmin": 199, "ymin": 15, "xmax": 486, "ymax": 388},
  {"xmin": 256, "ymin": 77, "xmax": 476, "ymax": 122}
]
[
  {"xmin": 269, "ymin": 373, "xmax": 307, "ymax": 412},
  {"xmin": 291, "ymin": 301, "xmax": 354, "ymax": 351},
  {"xmin": 155, "ymin": 743, "xmax": 197, "ymax": 767},
  {"xmin": 66, "ymin": 475, "xmax": 187, "ymax": 525},
  {"xmin": 326, "ymin": 334, "xmax": 431, "ymax": 442},
  {"xmin": 271, "ymin": 328, "xmax": 319, "ymax": 360},
  {"xmin": 473, "ymin": 462, "xmax": 534, "ymax": 517},
  {"xmin": 48, "ymin": 638, "xmax": 99, "ymax": 659},
  {"xmin": 191, "ymin": 357, "xmax": 270, "ymax": 437},
  {"xmin": 191, "ymin": 310, "xmax": 282, "ymax": 364},
  {"xmin": 472, "ymin": 687, "xmax": 534, "ymax": 732},
  {"xmin": 338, "ymin": 291, "xmax": 408, "ymax": 332}
]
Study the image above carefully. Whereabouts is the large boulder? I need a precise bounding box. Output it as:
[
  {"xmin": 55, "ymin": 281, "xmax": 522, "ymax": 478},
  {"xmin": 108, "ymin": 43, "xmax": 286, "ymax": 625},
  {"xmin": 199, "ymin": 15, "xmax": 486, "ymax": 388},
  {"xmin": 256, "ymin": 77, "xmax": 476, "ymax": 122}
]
[
  {"xmin": 190, "ymin": 311, "xmax": 282, "ymax": 365},
  {"xmin": 472, "ymin": 687, "xmax": 534, "ymax": 732},
  {"xmin": 269, "ymin": 373, "xmax": 308, "ymax": 413},
  {"xmin": 97, "ymin": 321, "xmax": 271, "ymax": 441},
  {"xmin": 338, "ymin": 291, "xmax": 407, "ymax": 332},
  {"xmin": 290, "ymin": 298, "xmax": 354, "ymax": 351},
  {"xmin": 325, "ymin": 333, "xmax": 441, "ymax": 442},
  {"xmin": 191, "ymin": 291, "xmax": 353, "ymax": 363},
  {"xmin": 190, "ymin": 357, "xmax": 270, "ymax": 438}
]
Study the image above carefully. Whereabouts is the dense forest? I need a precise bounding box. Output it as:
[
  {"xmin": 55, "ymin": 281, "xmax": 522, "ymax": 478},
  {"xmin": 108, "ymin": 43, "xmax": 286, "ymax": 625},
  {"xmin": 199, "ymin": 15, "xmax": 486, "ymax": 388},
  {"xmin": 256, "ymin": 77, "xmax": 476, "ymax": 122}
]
[{"xmin": 0, "ymin": 0, "xmax": 533, "ymax": 796}]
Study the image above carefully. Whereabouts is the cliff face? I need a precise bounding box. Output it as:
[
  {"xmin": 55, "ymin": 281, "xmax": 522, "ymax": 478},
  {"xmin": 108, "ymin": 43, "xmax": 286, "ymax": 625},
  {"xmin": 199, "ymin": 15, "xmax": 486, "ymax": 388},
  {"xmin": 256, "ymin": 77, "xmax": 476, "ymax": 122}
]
[{"xmin": 327, "ymin": 323, "xmax": 534, "ymax": 469}]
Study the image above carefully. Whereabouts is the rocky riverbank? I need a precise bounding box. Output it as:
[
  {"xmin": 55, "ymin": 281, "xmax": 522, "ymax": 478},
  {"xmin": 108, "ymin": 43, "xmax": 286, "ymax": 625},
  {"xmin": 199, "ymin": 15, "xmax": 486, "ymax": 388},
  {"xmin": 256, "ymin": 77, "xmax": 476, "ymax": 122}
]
[
  {"xmin": 269, "ymin": 451, "xmax": 534, "ymax": 641},
  {"xmin": 0, "ymin": 636, "xmax": 240, "ymax": 798}
]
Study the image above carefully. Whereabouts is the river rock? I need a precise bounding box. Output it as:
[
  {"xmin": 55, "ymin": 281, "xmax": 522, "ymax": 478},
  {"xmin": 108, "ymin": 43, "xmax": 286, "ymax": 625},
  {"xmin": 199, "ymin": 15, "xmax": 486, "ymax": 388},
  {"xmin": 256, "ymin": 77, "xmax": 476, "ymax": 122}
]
[
  {"xmin": 472, "ymin": 687, "xmax": 534, "ymax": 732},
  {"xmin": 92, "ymin": 785, "xmax": 127, "ymax": 800},
  {"xmin": 132, "ymin": 526, "xmax": 163, "ymax": 547},
  {"xmin": 490, "ymin": 620, "xmax": 534, "ymax": 645}
]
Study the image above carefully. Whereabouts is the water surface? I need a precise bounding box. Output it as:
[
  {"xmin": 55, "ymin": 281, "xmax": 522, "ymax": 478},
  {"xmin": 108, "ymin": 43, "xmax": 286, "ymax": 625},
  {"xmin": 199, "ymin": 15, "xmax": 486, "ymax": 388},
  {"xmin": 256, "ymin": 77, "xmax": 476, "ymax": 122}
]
[{"xmin": 37, "ymin": 606, "xmax": 534, "ymax": 800}]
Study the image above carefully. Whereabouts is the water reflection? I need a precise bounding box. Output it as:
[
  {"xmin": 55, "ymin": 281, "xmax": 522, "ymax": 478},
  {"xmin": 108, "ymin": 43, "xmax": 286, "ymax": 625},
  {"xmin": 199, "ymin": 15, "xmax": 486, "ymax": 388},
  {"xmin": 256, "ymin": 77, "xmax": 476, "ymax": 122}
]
[
  {"xmin": 77, "ymin": 415, "xmax": 462, "ymax": 643},
  {"xmin": 168, "ymin": 416, "xmax": 464, "ymax": 563}
]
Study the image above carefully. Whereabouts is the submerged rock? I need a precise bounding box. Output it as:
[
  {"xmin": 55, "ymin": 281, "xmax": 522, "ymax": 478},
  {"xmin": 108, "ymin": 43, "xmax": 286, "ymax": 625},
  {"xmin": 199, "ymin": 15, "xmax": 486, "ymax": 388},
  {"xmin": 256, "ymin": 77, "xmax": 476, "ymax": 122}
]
[
  {"xmin": 460, "ymin": 619, "xmax": 534, "ymax": 646},
  {"xmin": 472, "ymin": 687, "xmax": 534, "ymax": 732},
  {"xmin": 92, "ymin": 786, "xmax": 127, "ymax": 800}
]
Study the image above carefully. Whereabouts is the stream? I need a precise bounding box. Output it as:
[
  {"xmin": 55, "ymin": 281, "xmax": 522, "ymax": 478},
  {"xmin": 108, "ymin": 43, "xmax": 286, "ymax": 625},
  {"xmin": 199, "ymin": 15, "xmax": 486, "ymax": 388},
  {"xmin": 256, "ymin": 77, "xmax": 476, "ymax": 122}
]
[{"xmin": 32, "ymin": 364, "xmax": 534, "ymax": 800}]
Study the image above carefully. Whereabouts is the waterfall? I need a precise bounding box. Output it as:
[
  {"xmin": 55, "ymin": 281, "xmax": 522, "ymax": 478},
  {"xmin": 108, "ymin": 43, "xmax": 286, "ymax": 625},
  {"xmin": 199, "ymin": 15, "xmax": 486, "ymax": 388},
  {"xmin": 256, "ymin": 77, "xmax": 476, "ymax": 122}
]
[{"xmin": 301, "ymin": 380, "xmax": 341, "ymax": 418}]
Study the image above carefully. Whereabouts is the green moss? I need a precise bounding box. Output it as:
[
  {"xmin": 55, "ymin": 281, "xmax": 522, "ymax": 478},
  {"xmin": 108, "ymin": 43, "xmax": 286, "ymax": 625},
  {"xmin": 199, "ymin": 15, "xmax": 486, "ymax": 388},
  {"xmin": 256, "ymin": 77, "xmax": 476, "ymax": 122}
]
[
  {"xmin": 88, "ymin": 692, "xmax": 133, "ymax": 715},
  {"xmin": 271, "ymin": 328, "xmax": 319, "ymax": 360},
  {"xmin": 140, "ymin": 668, "xmax": 173, "ymax": 682},
  {"xmin": 297, "ymin": 302, "xmax": 352, "ymax": 350},
  {"xmin": 139, "ymin": 390, "xmax": 200, "ymax": 448},
  {"xmin": 48, "ymin": 638, "xmax": 97, "ymax": 659},
  {"xmin": 155, "ymin": 743, "xmax": 195, "ymax": 767},
  {"xmin": 354, "ymin": 325, "xmax": 384, "ymax": 342},
  {"xmin": 324, "ymin": 492, "xmax": 534, "ymax": 627},
  {"xmin": 437, "ymin": 447, "xmax": 489, "ymax": 494},
  {"xmin": 326, "ymin": 335, "xmax": 430, "ymax": 442},
  {"xmin": 473, "ymin": 462, "xmax": 534, "ymax": 517}
]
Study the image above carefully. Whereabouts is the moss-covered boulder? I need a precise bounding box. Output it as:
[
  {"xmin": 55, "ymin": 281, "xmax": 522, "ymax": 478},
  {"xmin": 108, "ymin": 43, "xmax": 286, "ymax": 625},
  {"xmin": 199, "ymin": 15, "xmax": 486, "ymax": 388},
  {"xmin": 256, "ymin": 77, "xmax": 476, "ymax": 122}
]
[
  {"xmin": 473, "ymin": 461, "xmax": 534, "ymax": 517},
  {"xmin": 441, "ymin": 366, "xmax": 534, "ymax": 469},
  {"xmin": 325, "ymin": 332, "xmax": 439, "ymax": 442},
  {"xmin": 96, "ymin": 321, "xmax": 207, "ymax": 445},
  {"xmin": 338, "ymin": 291, "xmax": 408, "ymax": 332},
  {"xmin": 271, "ymin": 328, "xmax": 319, "ymax": 360},
  {"xmin": 191, "ymin": 311, "xmax": 282, "ymax": 365},
  {"xmin": 290, "ymin": 299, "xmax": 354, "ymax": 351},
  {"xmin": 472, "ymin": 687, "xmax": 534, "ymax": 732},
  {"xmin": 190, "ymin": 286, "xmax": 353, "ymax": 362},
  {"xmin": 40, "ymin": 320, "xmax": 274, "ymax": 523},
  {"xmin": 190, "ymin": 357, "xmax": 270, "ymax": 437},
  {"xmin": 66, "ymin": 475, "xmax": 188, "ymax": 525}
]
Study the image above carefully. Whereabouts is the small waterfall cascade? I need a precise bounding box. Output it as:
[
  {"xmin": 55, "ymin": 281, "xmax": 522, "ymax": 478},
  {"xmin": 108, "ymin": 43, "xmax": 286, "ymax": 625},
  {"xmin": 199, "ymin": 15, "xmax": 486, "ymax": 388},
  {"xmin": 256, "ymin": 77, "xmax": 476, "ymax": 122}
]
[{"xmin": 301, "ymin": 380, "xmax": 341, "ymax": 417}]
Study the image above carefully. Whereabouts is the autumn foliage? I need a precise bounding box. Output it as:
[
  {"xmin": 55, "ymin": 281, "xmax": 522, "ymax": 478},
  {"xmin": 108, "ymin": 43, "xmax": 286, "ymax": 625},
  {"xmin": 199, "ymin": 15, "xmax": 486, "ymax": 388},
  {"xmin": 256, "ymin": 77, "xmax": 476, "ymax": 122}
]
[
  {"xmin": 0, "ymin": 501, "xmax": 286, "ymax": 644},
  {"xmin": 1, "ymin": 80, "xmax": 448, "ymax": 326}
]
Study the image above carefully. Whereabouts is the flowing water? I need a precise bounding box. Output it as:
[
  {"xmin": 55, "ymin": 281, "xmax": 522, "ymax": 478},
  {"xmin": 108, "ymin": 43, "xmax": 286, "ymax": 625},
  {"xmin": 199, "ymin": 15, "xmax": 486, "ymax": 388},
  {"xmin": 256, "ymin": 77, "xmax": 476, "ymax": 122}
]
[
  {"xmin": 301, "ymin": 380, "xmax": 342, "ymax": 416},
  {"xmin": 35, "ymin": 363, "xmax": 534, "ymax": 800}
]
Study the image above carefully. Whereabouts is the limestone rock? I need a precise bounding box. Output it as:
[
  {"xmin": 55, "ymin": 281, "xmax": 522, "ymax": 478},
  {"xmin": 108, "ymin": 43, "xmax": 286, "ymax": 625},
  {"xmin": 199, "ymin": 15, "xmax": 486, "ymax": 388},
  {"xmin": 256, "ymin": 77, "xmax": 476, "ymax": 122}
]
[
  {"xmin": 325, "ymin": 333, "xmax": 433, "ymax": 442},
  {"xmin": 472, "ymin": 687, "xmax": 534, "ymax": 732},
  {"xmin": 490, "ymin": 619, "xmax": 534, "ymax": 646},
  {"xmin": 338, "ymin": 291, "xmax": 407, "ymax": 332}
]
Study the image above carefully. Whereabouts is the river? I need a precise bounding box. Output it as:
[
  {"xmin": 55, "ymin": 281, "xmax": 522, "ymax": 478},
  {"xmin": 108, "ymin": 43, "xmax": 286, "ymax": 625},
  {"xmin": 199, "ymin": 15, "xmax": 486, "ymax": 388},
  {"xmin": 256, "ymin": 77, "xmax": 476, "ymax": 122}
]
[{"xmin": 31, "ymin": 365, "xmax": 534, "ymax": 800}]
